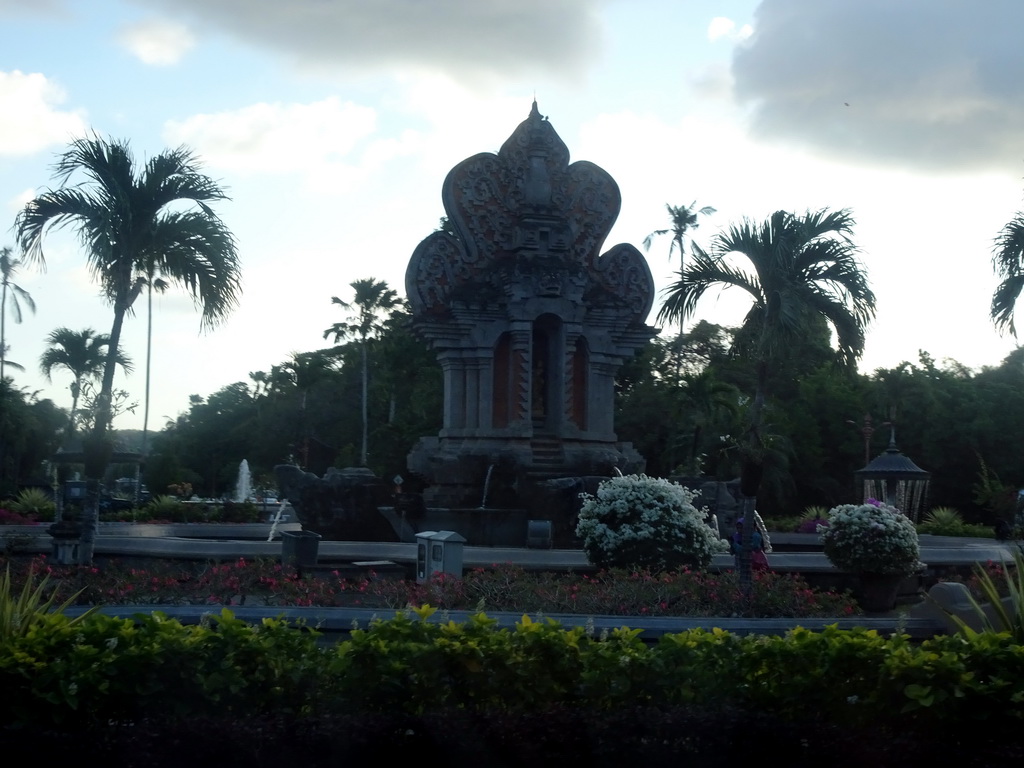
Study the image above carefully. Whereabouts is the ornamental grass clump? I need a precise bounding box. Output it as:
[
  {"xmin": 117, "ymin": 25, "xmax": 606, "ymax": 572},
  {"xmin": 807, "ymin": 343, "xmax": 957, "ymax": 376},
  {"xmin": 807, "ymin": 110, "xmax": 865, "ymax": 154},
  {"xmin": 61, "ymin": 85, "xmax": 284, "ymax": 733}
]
[
  {"xmin": 8, "ymin": 488, "xmax": 55, "ymax": 520},
  {"xmin": 820, "ymin": 499, "xmax": 922, "ymax": 576},
  {"xmin": 575, "ymin": 474, "xmax": 727, "ymax": 571}
]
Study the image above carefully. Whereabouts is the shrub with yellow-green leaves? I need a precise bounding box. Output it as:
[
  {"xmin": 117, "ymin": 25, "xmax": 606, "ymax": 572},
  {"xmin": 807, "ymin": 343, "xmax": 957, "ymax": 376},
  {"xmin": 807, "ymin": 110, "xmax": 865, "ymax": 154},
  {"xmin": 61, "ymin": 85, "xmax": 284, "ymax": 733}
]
[{"xmin": 3, "ymin": 604, "xmax": 1024, "ymax": 735}]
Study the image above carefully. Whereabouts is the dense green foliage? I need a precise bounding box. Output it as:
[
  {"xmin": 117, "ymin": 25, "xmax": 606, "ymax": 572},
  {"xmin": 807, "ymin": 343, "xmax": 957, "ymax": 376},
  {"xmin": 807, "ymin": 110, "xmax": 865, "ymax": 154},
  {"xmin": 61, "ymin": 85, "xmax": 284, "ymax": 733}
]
[
  {"xmin": 3, "ymin": 258, "xmax": 1024, "ymax": 525},
  {"xmin": 6, "ymin": 306, "xmax": 1024, "ymax": 524},
  {"xmin": 3, "ymin": 605, "xmax": 1024, "ymax": 735},
  {"xmin": 617, "ymin": 330, "xmax": 1024, "ymax": 522},
  {"xmin": 0, "ymin": 379, "xmax": 64, "ymax": 497},
  {"xmin": 144, "ymin": 307, "xmax": 441, "ymax": 498}
]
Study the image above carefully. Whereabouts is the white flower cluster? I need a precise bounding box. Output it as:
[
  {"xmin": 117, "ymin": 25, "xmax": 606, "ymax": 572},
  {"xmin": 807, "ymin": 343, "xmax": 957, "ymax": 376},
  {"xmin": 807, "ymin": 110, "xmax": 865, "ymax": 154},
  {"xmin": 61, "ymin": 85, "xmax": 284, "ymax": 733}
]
[
  {"xmin": 575, "ymin": 474, "xmax": 728, "ymax": 571},
  {"xmin": 820, "ymin": 500, "xmax": 922, "ymax": 576}
]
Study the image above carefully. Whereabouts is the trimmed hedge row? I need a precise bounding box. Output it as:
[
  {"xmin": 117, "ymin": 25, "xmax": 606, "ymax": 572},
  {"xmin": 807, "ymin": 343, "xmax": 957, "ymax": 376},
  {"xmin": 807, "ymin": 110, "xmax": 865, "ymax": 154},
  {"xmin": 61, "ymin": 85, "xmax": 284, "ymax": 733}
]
[{"xmin": 4, "ymin": 606, "xmax": 1024, "ymax": 734}]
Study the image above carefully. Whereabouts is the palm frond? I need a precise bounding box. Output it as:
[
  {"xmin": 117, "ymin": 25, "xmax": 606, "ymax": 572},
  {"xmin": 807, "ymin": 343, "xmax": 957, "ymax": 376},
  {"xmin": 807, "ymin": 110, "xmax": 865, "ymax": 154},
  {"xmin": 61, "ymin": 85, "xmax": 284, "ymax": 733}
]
[
  {"xmin": 659, "ymin": 206, "xmax": 874, "ymax": 368},
  {"xmin": 657, "ymin": 243, "xmax": 763, "ymax": 328},
  {"xmin": 992, "ymin": 274, "xmax": 1024, "ymax": 337},
  {"xmin": 991, "ymin": 214, "xmax": 1024, "ymax": 337}
]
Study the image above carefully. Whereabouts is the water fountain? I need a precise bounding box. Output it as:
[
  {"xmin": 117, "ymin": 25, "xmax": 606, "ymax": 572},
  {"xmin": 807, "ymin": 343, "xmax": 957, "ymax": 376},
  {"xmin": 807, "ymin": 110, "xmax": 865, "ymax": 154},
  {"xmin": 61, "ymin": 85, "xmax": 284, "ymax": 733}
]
[
  {"xmin": 267, "ymin": 500, "xmax": 292, "ymax": 542},
  {"xmin": 479, "ymin": 464, "xmax": 495, "ymax": 510},
  {"xmin": 234, "ymin": 460, "xmax": 252, "ymax": 503}
]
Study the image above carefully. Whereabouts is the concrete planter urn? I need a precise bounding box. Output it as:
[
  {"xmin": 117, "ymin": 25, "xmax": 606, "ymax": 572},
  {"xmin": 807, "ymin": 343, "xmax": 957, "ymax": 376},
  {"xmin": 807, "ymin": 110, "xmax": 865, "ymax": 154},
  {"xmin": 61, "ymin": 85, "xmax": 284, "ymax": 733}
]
[{"xmin": 857, "ymin": 572, "xmax": 904, "ymax": 612}]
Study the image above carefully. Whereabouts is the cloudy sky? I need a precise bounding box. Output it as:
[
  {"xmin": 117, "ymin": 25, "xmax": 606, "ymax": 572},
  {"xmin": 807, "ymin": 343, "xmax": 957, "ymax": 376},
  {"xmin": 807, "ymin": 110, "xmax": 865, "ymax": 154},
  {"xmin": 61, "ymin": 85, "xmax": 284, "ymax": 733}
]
[{"xmin": 2, "ymin": 0, "xmax": 1023, "ymax": 432}]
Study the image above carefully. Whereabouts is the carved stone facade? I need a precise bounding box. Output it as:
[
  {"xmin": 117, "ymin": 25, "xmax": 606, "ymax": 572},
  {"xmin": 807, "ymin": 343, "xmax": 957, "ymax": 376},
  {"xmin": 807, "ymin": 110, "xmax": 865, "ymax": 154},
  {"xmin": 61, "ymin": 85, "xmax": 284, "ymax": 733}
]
[{"xmin": 405, "ymin": 103, "xmax": 657, "ymax": 507}]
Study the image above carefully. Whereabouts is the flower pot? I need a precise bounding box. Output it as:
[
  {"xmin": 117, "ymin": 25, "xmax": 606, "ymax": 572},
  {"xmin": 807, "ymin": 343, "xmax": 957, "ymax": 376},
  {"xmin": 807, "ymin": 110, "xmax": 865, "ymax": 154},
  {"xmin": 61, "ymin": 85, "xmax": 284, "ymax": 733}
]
[{"xmin": 857, "ymin": 572, "xmax": 903, "ymax": 612}]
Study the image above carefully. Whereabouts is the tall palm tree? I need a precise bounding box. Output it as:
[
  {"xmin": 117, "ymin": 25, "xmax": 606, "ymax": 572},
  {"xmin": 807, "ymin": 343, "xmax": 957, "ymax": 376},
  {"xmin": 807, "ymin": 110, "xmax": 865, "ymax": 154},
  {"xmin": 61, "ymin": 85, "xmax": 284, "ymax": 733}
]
[
  {"xmin": 323, "ymin": 278, "xmax": 401, "ymax": 466},
  {"xmin": 39, "ymin": 327, "xmax": 132, "ymax": 436},
  {"xmin": 643, "ymin": 201, "xmax": 717, "ymax": 271},
  {"xmin": 15, "ymin": 135, "xmax": 240, "ymax": 563},
  {"xmin": 0, "ymin": 247, "xmax": 37, "ymax": 380},
  {"xmin": 278, "ymin": 350, "xmax": 339, "ymax": 468},
  {"xmin": 991, "ymin": 212, "xmax": 1024, "ymax": 337},
  {"xmin": 139, "ymin": 269, "xmax": 169, "ymax": 459},
  {"xmin": 659, "ymin": 208, "xmax": 876, "ymax": 586}
]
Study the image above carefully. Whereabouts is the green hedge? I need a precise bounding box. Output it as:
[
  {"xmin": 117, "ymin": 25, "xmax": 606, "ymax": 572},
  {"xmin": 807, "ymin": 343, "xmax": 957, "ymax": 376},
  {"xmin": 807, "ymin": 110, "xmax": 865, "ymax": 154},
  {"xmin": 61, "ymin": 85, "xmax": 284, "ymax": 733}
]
[{"xmin": 4, "ymin": 606, "xmax": 1024, "ymax": 733}]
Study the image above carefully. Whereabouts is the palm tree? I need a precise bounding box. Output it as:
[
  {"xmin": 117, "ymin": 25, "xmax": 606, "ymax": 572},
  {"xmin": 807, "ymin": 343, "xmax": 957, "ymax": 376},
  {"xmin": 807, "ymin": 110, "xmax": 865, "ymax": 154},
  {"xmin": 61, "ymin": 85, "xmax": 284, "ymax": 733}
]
[
  {"xmin": 278, "ymin": 350, "xmax": 339, "ymax": 468},
  {"xmin": 643, "ymin": 201, "xmax": 717, "ymax": 271},
  {"xmin": 40, "ymin": 327, "xmax": 133, "ymax": 436},
  {"xmin": 0, "ymin": 247, "xmax": 37, "ymax": 380},
  {"xmin": 140, "ymin": 269, "xmax": 169, "ymax": 458},
  {"xmin": 991, "ymin": 212, "xmax": 1024, "ymax": 336},
  {"xmin": 15, "ymin": 135, "xmax": 240, "ymax": 563},
  {"xmin": 659, "ymin": 208, "xmax": 876, "ymax": 586},
  {"xmin": 323, "ymin": 278, "xmax": 401, "ymax": 466}
]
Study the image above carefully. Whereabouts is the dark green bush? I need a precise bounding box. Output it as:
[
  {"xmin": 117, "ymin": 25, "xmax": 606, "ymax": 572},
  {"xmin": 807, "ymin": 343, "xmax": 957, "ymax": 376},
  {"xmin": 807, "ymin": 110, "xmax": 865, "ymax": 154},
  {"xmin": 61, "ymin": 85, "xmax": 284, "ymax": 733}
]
[
  {"xmin": 4, "ymin": 606, "xmax": 1024, "ymax": 738},
  {"xmin": 0, "ymin": 609, "xmax": 322, "ymax": 728}
]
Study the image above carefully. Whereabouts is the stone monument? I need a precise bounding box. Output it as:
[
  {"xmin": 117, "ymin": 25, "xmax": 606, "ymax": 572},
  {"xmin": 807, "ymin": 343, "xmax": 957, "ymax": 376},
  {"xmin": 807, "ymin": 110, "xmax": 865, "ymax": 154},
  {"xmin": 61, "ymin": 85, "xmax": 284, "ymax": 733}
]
[{"xmin": 405, "ymin": 102, "xmax": 658, "ymax": 508}]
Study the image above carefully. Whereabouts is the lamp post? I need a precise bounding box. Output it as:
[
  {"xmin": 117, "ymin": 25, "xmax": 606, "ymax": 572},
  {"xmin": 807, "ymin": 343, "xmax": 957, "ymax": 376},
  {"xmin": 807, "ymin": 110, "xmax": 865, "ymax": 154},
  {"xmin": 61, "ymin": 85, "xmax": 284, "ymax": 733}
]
[{"xmin": 846, "ymin": 413, "xmax": 890, "ymax": 467}]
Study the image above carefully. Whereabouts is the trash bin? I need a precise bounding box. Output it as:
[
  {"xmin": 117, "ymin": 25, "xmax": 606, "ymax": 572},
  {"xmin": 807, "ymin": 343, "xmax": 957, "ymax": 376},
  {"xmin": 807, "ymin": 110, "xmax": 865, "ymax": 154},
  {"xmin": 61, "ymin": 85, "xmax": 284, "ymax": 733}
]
[
  {"xmin": 526, "ymin": 519, "xmax": 553, "ymax": 549},
  {"xmin": 281, "ymin": 529, "xmax": 321, "ymax": 569}
]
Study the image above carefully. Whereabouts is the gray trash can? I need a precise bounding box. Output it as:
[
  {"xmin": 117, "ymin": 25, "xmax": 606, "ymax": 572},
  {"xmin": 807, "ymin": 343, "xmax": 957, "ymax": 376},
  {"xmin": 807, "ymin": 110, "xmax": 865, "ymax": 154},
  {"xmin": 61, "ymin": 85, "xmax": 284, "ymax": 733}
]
[
  {"xmin": 526, "ymin": 519, "xmax": 553, "ymax": 549},
  {"xmin": 281, "ymin": 529, "xmax": 321, "ymax": 569}
]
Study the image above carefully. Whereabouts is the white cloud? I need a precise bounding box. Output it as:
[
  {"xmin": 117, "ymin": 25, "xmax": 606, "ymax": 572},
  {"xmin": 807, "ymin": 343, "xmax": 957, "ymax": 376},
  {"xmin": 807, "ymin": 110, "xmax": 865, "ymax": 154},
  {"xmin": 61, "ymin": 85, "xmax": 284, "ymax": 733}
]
[
  {"xmin": 0, "ymin": 70, "xmax": 86, "ymax": 155},
  {"xmin": 708, "ymin": 17, "xmax": 735, "ymax": 41},
  {"xmin": 708, "ymin": 17, "xmax": 753, "ymax": 43},
  {"xmin": 163, "ymin": 97, "xmax": 377, "ymax": 174},
  {"xmin": 132, "ymin": 0, "xmax": 604, "ymax": 86},
  {"xmin": 117, "ymin": 18, "xmax": 195, "ymax": 66},
  {"xmin": 712, "ymin": 16, "xmax": 753, "ymax": 42}
]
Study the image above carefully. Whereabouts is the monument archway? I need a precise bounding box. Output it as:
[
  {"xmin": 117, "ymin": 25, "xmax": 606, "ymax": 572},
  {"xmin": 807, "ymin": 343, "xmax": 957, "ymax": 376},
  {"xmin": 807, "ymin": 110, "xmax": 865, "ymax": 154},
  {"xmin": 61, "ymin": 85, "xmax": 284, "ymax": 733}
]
[{"xmin": 405, "ymin": 102, "xmax": 658, "ymax": 507}]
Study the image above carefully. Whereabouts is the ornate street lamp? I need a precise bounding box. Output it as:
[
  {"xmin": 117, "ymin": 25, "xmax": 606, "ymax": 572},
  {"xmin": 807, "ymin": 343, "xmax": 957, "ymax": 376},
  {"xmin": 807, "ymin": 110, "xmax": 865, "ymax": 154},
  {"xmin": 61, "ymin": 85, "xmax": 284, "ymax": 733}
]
[{"xmin": 854, "ymin": 427, "xmax": 930, "ymax": 521}]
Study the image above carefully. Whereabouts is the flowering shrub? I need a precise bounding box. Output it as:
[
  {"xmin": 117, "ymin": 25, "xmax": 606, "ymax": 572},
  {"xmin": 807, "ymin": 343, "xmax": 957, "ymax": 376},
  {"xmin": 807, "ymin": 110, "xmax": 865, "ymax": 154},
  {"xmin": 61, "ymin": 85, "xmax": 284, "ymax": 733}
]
[
  {"xmin": 575, "ymin": 474, "xmax": 728, "ymax": 571},
  {"xmin": 0, "ymin": 508, "xmax": 39, "ymax": 525},
  {"xmin": 820, "ymin": 499, "xmax": 922, "ymax": 576},
  {"xmin": 0, "ymin": 557, "xmax": 858, "ymax": 617},
  {"xmin": 796, "ymin": 516, "xmax": 828, "ymax": 534}
]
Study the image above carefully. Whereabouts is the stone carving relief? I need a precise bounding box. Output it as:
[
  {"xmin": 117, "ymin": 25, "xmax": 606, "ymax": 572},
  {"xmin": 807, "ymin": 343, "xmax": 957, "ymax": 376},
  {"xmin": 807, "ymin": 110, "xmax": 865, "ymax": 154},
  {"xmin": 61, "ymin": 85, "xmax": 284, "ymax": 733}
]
[{"xmin": 406, "ymin": 102, "xmax": 653, "ymax": 321}]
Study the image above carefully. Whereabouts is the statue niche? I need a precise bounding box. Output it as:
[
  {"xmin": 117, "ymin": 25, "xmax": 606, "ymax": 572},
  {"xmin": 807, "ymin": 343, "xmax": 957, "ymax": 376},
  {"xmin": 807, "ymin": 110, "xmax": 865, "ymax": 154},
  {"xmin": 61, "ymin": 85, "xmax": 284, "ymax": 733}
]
[{"xmin": 405, "ymin": 102, "xmax": 658, "ymax": 508}]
